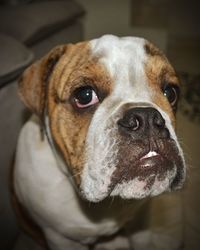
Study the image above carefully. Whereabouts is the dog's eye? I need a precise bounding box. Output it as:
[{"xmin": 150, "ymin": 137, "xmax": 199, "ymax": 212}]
[
  {"xmin": 73, "ymin": 86, "xmax": 99, "ymax": 108},
  {"xmin": 163, "ymin": 84, "xmax": 179, "ymax": 107}
]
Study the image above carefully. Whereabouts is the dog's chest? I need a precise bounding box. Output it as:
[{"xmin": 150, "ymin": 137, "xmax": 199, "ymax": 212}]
[{"xmin": 14, "ymin": 117, "xmax": 140, "ymax": 244}]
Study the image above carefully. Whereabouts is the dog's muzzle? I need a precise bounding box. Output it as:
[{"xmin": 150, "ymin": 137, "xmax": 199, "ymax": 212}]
[
  {"xmin": 109, "ymin": 106, "xmax": 185, "ymax": 198},
  {"xmin": 81, "ymin": 105, "xmax": 185, "ymax": 202}
]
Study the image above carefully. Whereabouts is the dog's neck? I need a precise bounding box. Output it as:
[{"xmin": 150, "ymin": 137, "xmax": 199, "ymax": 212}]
[
  {"xmin": 14, "ymin": 116, "xmax": 144, "ymax": 246},
  {"xmin": 44, "ymin": 114, "xmax": 79, "ymax": 192}
]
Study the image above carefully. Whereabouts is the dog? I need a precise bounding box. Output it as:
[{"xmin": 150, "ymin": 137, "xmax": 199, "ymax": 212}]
[{"xmin": 11, "ymin": 35, "xmax": 186, "ymax": 250}]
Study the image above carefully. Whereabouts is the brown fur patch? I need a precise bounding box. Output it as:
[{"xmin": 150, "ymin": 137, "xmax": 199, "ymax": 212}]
[
  {"xmin": 46, "ymin": 42, "xmax": 113, "ymax": 184},
  {"xmin": 144, "ymin": 41, "xmax": 180, "ymax": 128}
]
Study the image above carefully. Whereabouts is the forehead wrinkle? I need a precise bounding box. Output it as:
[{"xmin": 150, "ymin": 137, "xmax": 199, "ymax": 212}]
[
  {"xmin": 51, "ymin": 42, "xmax": 95, "ymax": 100},
  {"xmin": 144, "ymin": 41, "xmax": 179, "ymax": 87}
]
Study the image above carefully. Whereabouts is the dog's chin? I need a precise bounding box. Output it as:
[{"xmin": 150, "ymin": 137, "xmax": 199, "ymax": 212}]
[
  {"xmin": 109, "ymin": 159, "xmax": 177, "ymax": 200},
  {"xmin": 81, "ymin": 165, "xmax": 177, "ymax": 203},
  {"xmin": 80, "ymin": 168, "xmax": 181, "ymax": 203}
]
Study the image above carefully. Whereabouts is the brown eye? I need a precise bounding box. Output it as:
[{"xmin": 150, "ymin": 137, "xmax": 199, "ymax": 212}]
[{"xmin": 163, "ymin": 84, "xmax": 179, "ymax": 107}]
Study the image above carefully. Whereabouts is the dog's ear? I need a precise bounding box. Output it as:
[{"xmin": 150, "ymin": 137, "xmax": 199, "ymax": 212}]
[{"xmin": 18, "ymin": 45, "xmax": 66, "ymax": 120}]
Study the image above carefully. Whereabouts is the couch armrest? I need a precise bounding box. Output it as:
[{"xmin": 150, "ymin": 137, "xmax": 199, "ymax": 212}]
[{"xmin": 0, "ymin": 33, "xmax": 34, "ymax": 88}]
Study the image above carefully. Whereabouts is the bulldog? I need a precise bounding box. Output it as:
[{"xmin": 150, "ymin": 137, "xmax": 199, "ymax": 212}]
[{"xmin": 12, "ymin": 35, "xmax": 186, "ymax": 250}]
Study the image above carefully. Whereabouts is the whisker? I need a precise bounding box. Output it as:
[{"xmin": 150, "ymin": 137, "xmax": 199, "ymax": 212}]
[
  {"xmin": 109, "ymin": 195, "xmax": 115, "ymax": 208},
  {"xmin": 67, "ymin": 169, "xmax": 83, "ymax": 180}
]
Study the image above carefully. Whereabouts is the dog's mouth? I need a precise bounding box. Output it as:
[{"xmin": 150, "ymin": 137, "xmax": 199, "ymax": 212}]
[
  {"xmin": 108, "ymin": 138, "xmax": 185, "ymax": 199},
  {"xmin": 137, "ymin": 150, "xmax": 172, "ymax": 175}
]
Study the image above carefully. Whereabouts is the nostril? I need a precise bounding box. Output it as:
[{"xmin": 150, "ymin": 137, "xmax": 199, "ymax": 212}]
[
  {"xmin": 117, "ymin": 115, "xmax": 141, "ymax": 131},
  {"xmin": 129, "ymin": 116, "xmax": 140, "ymax": 131},
  {"xmin": 152, "ymin": 111, "xmax": 170, "ymax": 139},
  {"xmin": 153, "ymin": 112, "xmax": 165, "ymax": 129}
]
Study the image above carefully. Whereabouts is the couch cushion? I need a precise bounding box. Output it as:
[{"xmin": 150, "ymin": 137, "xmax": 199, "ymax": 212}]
[
  {"xmin": 0, "ymin": 0, "xmax": 85, "ymax": 45},
  {"xmin": 0, "ymin": 33, "xmax": 34, "ymax": 87}
]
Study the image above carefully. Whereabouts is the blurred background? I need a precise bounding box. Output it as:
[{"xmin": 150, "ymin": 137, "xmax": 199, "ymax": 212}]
[{"xmin": 0, "ymin": 0, "xmax": 199, "ymax": 249}]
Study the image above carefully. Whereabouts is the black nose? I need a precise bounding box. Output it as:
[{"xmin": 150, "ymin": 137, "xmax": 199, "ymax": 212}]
[{"xmin": 117, "ymin": 107, "xmax": 170, "ymax": 139}]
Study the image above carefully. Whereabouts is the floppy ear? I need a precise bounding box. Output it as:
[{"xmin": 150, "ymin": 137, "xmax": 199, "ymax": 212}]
[{"xmin": 18, "ymin": 45, "xmax": 66, "ymax": 120}]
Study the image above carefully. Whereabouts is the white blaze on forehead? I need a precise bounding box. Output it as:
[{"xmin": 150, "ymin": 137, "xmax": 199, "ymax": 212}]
[{"xmin": 90, "ymin": 34, "xmax": 152, "ymax": 103}]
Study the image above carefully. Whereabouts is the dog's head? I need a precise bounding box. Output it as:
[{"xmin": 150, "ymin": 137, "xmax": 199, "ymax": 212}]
[{"xmin": 19, "ymin": 35, "xmax": 186, "ymax": 202}]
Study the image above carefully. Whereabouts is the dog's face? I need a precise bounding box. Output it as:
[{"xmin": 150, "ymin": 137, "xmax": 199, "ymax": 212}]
[{"xmin": 19, "ymin": 35, "xmax": 186, "ymax": 202}]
